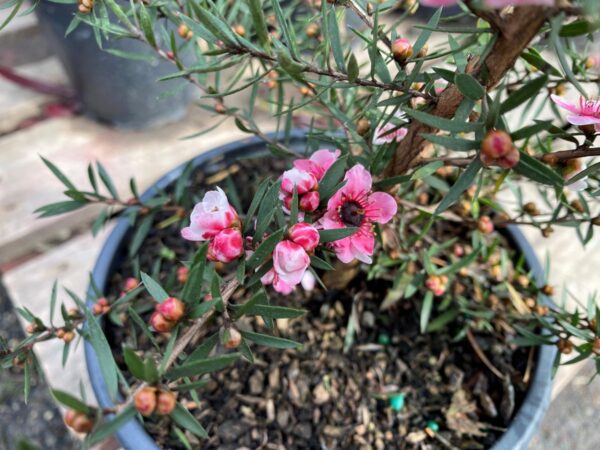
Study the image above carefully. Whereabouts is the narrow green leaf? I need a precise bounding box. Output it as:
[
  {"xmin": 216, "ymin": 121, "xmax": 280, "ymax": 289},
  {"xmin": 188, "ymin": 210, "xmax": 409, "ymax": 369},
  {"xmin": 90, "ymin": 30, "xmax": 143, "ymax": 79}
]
[
  {"xmin": 138, "ymin": 4, "xmax": 156, "ymax": 48},
  {"xmin": 247, "ymin": 228, "xmax": 284, "ymax": 270},
  {"xmin": 41, "ymin": 157, "xmax": 76, "ymax": 191},
  {"xmin": 122, "ymin": 347, "xmax": 146, "ymax": 381},
  {"xmin": 87, "ymin": 405, "xmax": 137, "ymax": 446},
  {"xmin": 500, "ymin": 75, "xmax": 548, "ymax": 114},
  {"xmin": 422, "ymin": 134, "xmax": 480, "ymax": 151},
  {"xmin": 166, "ymin": 353, "xmax": 240, "ymax": 379},
  {"xmin": 141, "ymin": 272, "xmax": 169, "ymax": 302},
  {"xmin": 405, "ymin": 108, "xmax": 479, "ymax": 133},
  {"xmin": 51, "ymin": 390, "xmax": 91, "ymax": 414},
  {"xmin": 454, "ymin": 73, "xmax": 485, "ymax": 100},
  {"xmin": 435, "ymin": 158, "xmax": 481, "ymax": 213},
  {"xmin": 96, "ymin": 162, "xmax": 119, "ymax": 199},
  {"xmin": 84, "ymin": 309, "xmax": 119, "ymax": 399},
  {"xmin": 241, "ymin": 330, "xmax": 301, "ymax": 349},
  {"xmin": 318, "ymin": 227, "xmax": 359, "ymax": 243},
  {"xmin": 170, "ymin": 403, "xmax": 208, "ymax": 438},
  {"xmin": 347, "ymin": 53, "xmax": 359, "ymax": 82},
  {"xmin": 318, "ymin": 154, "xmax": 347, "ymax": 202},
  {"xmin": 182, "ymin": 244, "xmax": 208, "ymax": 303},
  {"xmin": 514, "ymin": 152, "xmax": 564, "ymax": 187},
  {"xmin": 248, "ymin": 0, "xmax": 270, "ymax": 48},
  {"xmin": 420, "ymin": 291, "xmax": 434, "ymax": 333},
  {"xmin": 325, "ymin": 4, "xmax": 345, "ymax": 72}
]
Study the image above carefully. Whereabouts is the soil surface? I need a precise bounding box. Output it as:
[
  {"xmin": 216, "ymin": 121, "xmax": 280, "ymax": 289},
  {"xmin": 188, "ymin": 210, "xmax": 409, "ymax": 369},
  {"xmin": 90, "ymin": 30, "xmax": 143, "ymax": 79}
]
[{"xmin": 102, "ymin": 154, "xmax": 538, "ymax": 449}]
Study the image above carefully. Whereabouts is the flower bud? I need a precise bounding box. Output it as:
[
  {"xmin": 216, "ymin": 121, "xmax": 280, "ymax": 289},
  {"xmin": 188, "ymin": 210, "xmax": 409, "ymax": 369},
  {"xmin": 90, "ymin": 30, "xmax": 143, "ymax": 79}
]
[
  {"xmin": 215, "ymin": 102, "xmax": 226, "ymax": 114},
  {"xmin": 592, "ymin": 338, "xmax": 600, "ymax": 356},
  {"xmin": 541, "ymin": 285, "xmax": 554, "ymax": 296},
  {"xmin": 221, "ymin": 327, "xmax": 242, "ymax": 349},
  {"xmin": 496, "ymin": 147, "xmax": 520, "ymax": 169},
  {"xmin": 557, "ymin": 338, "xmax": 573, "ymax": 355},
  {"xmin": 305, "ymin": 23, "xmax": 320, "ymax": 38},
  {"xmin": 299, "ymin": 86, "xmax": 312, "ymax": 96},
  {"xmin": 134, "ymin": 387, "xmax": 157, "ymax": 417},
  {"xmin": 233, "ymin": 25, "xmax": 246, "ymax": 37},
  {"xmin": 64, "ymin": 410, "xmax": 95, "ymax": 433},
  {"xmin": 416, "ymin": 43, "xmax": 428, "ymax": 59},
  {"xmin": 207, "ymin": 228, "xmax": 244, "ymax": 263},
  {"xmin": 62, "ymin": 331, "xmax": 75, "ymax": 344},
  {"xmin": 592, "ymin": 216, "xmax": 600, "ymax": 227},
  {"xmin": 523, "ymin": 202, "xmax": 539, "ymax": 216},
  {"xmin": 299, "ymin": 191, "xmax": 320, "ymax": 212},
  {"xmin": 124, "ymin": 277, "xmax": 139, "ymax": 292},
  {"xmin": 156, "ymin": 390, "xmax": 177, "ymax": 415},
  {"xmin": 570, "ymin": 199, "xmax": 584, "ymax": 214},
  {"xmin": 156, "ymin": 297, "xmax": 186, "ymax": 322},
  {"xmin": 356, "ymin": 118, "xmax": 370, "ymax": 136},
  {"xmin": 391, "ymin": 38, "xmax": 413, "ymax": 62},
  {"xmin": 453, "ymin": 244, "xmax": 464, "ymax": 258},
  {"xmin": 477, "ymin": 216, "xmax": 494, "ymax": 234},
  {"xmin": 516, "ymin": 274, "xmax": 530, "ymax": 288},
  {"xmin": 535, "ymin": 305, "xmax": 549, "ymax": 316},
  {"xmin": 149, "ymin": 312, "xmax": 175, "ymax": 333},
  {"xmin": 177, "ymin": 266, "xmax": 189, "ymax": 284},
  {"xmin": 178, "ymin": 24, "xmax": 193, "ymax": 40},
  {"xmin": 288, "ymin": 223, "xmax": 320, "ymax": 252},
  {"xmin": 481, "ymin": 130, "xmax": 513, "ymax": 159}
]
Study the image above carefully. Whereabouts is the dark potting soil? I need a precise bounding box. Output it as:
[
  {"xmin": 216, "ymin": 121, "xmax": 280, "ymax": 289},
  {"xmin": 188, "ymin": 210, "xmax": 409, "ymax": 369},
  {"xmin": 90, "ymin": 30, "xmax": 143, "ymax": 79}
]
[{"xmin": 103, "ymin": 155, "xmax": 535, "ymax": 450}]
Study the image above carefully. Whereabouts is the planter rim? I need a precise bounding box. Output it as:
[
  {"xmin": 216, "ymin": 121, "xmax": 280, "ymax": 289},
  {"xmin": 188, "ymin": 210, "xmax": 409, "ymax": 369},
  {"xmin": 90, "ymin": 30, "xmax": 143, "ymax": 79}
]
[{"xmin": 85, "ymin": 131, "xmax": 556, "ymax": 450}]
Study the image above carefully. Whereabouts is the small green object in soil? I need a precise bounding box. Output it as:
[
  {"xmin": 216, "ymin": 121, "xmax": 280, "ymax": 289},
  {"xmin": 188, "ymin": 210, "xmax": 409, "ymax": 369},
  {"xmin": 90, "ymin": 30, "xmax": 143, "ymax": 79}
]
[
  {"xmin": 426, "ymin": 420, "xmax": 439, "ymax": 432},
  {"xmin": 389, "ymin": 393, "xmax": 405, "ymax": 412},
  {"xmin": 377, "ymin": 333, "xmax": 390, "ymax": 345}
]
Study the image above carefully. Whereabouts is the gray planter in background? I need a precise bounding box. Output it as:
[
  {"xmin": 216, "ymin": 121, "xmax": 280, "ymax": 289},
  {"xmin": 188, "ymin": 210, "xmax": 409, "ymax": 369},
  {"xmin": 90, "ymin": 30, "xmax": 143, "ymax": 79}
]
[{"xmin": 35, "ymin": 1, "xmax": 193, "ymax": 128}]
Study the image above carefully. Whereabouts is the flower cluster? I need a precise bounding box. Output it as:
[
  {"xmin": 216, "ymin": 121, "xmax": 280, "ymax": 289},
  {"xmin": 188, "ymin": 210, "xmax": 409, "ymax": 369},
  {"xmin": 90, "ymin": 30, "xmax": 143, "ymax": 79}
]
[
  {"xmin": 181, "ymin": 187, "xmax": 244, "ymax": 263},
  {"xmin": 261, "ymin": 223, "xmax": 319, "ymax": 294},
  {"xmin": 280, "ymin": 149, "xmax": 340, "ymax": 212},
  {"xmin": 181, "ymin": 149, "xmax": 397, "ymax": 295}
]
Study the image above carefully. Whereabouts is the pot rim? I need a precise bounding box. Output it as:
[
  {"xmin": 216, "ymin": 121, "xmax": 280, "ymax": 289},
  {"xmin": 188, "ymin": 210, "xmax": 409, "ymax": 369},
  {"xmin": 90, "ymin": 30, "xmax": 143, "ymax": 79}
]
[{"xmin": 85, "ymin": 130, "xmax": 556, "ymax": 450}]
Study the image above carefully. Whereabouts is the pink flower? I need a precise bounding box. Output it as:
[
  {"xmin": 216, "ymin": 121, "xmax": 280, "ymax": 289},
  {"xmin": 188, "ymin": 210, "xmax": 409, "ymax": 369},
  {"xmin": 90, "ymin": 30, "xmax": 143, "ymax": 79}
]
[
  {"xmin": 207, "ymin": 228, "xmax": 244, "ymax": 263},
  {"xmin": 181, "ymin": 188, "xmax": 239, "ymax": 241},
  {"xmin": 293, "ymin": 149, "xmax": 341, "ymax": 181},
  {"xmin": 551, "ymin": 95, "xmax": 600, "ymax": 132},
  {"xmin": 288, "ymin": 223, "xmax": 320, "ymax": 252},
  {"xmin": 261, "ymin": 240, "xmax": 311, "ymax": 294},
  {"xmin": 373, "ymin": 114, "xmax": 408, "ymax": 145},
  {"xmin": 301, "ymin": 271, "xmax": 316, "ymax": 291},
  {"xmin": 321, "ymin": 165, "xmax": 397, "ymax": 264},
  {"xmin": 281, "ymin": 168, "xmax": 317, "ymax": 195}
]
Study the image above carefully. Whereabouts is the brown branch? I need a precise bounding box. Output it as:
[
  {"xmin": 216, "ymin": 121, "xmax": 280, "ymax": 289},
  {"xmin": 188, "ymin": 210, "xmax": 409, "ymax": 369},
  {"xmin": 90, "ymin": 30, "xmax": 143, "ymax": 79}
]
[
  {"xmin": 164, "ymin": 278, "xmax": 239, "ymax": 371},
  {"xmin": 384, "ymin": 5, "xmax": 556, "ymax": 178},
  {"xmin": 466, "ymin": 328, "xmax": 504, "ymax": 380},
  {"xmin": 418, "ymin": 146, "xmax": 600, "ymax": 168}
]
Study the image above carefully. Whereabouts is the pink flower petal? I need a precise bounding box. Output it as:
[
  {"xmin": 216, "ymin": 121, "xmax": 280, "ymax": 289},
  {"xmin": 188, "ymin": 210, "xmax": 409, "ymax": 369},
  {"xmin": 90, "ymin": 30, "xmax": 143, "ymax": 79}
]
[
  {"xmin": 551, "ymin": 94, "xmax": 581, "ymax": 115},
  {"xmin": 342, "ymin": 164, "xmax": 372, "ymax": 199},
  {"xmin": 565, "ymin": 114, "xmax": 600, "ymax": 126},
  {"xmin": 367, "ymin": 192, "xmax": 398, "ymax": 224}
]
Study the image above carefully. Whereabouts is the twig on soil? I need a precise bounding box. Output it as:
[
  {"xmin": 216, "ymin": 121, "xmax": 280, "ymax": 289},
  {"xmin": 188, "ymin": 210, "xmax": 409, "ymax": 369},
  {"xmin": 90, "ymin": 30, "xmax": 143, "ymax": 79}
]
[{"xmin": 466, "ymin": 328, "xmax": 504, "ymax": 380}]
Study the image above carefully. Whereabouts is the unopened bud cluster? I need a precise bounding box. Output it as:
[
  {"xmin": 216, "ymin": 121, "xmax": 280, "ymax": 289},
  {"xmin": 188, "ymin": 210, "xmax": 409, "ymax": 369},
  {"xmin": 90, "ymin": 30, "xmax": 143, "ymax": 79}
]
[
  {"xmin": 77, "ymin": 0, "xmax": 94, "ymax": 14},
  {"xmin": 425, "ymin": 275, "xmax": 449, "ymax": 297},
  {"xmin": 480, "ymin": 130, "xmax": 520, "ymax": 169},
  {"xmin": 64, "ymin": 409, "xmax": 95, "ymax": 433},
  {"xmin": 134, "ymin": 387, "xmax": 177, "ymax": 416},
  {"xmin": 149, "ymin": 297, "xmax": 185, "ymax": 333}
]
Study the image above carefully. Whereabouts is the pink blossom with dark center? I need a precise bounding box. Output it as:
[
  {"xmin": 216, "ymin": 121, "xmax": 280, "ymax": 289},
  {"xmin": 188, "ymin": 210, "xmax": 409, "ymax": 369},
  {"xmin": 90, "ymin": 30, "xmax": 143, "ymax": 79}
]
[
  {"xmin": 320, "ymin": 164, "xmax": 397, "ymax": 264},
  {"xmin": 551, "ymin": 95, "xmax": 600, "ymax": 132}
]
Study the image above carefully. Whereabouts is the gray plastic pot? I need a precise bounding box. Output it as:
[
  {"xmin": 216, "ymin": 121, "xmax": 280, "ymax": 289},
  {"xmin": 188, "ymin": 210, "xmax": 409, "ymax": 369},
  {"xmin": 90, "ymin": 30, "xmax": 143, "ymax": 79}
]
[
  {"xmin": 35, "ymin": 1, "xmax": 193, "ymax": 128},
  {"xmin": 85, "ymin": 131, "xmax": 556, "ymax": 450}
]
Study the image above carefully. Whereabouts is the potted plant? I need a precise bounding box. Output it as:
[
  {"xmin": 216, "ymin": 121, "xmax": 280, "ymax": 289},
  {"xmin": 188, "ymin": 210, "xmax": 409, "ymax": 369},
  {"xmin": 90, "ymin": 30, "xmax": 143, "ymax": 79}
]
[
  {"xmin": 32, "ymin": 0, "xmax": 194, "ymax": 127},
  {"xmin": 2, "ymin": 0, "xmax": 599, "ymax": 449}
]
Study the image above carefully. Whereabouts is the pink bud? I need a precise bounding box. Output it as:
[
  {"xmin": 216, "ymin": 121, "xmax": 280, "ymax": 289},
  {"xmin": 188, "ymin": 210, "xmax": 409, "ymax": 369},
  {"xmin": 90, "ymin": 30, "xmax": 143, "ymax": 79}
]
[
  {"xmin": 208, "ymin": 228, "xmax": 244, "ymax": 263},
  {"xmin": 181, "ymin": 188, "xmax": 240, "ymax": 241},
  {"xmin": 149, "ymin": 312, "xmax": 175, "ymax": 333},
  {"xmin": 391, "ymin": 38, "xmax": 413, "ymax": 61},
  {"xmin": 260, "ymin": 268, "xmax": 276, "ymax": 286},
  {"xmin": 482, "ymin": 130, "xmax": 513, "ymax": 159},
  {"xmin": 496, "ymin": 147, "xmax": 520, "ymax": 169},
  {"xmin": 299, "ymin": 191, "xmax": 320, "ymax": 212},
  {"xmin": 124, "ymin": 277, "xmax": 139, "ymax": 292},
  {"xmin": 273, "ymin": 240, "xmax": 310, "ymax": 288},
  {"xmin": 156, "ymin": 297, "xmax": 185, "ymax": 322},
  {"xmin": 281, "ymin": 168, "xmax": 317, "ymax": 195},
  {"xmin": 288, "ymin": 223, "xmax": 320, "ymax": 252}
]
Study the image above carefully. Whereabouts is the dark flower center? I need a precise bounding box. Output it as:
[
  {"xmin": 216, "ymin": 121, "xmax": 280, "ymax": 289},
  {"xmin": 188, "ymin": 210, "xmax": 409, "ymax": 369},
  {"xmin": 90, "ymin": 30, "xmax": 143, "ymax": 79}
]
[{"xmin": 340, "ymin": 201, "xmax": 365, "ymax": 227}]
